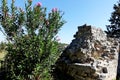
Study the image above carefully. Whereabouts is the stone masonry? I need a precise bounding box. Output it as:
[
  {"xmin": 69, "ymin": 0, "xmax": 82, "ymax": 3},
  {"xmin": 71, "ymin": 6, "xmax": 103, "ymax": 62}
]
[{"xmin": 54, "ymin": 24, "xmax": 119, "ymax": 80}]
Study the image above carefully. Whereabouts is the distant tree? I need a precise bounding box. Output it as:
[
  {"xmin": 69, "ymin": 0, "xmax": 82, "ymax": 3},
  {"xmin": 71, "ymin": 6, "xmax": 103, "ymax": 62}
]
[
  {"xmin": 0, "ymin": 42, "xmax": 6, "ymax": 52},
  {"xmin": 106, "ymin": 1, "xmax": 120, "ymax": 38}
]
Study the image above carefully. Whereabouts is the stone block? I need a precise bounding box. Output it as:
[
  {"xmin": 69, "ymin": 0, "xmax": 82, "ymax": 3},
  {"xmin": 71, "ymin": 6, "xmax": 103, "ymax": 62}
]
[{"xmin": 54, "ymin": 24, "xmax": 119, "ymax": 80}]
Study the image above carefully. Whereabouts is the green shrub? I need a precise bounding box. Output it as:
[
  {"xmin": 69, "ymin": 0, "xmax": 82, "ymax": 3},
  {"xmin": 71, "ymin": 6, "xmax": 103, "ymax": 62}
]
[{"xmin": 0, "ymin": 0, "xmax": 65, "ymax": 79}]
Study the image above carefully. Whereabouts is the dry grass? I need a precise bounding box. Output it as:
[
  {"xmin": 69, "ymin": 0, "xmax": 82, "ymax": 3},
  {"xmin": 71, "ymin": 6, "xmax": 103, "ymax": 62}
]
[
  {"xmin": 0, "ymin": 50, "xmax": 7, "ymax": 68},
  {"xmin": 0, "ymin": 50, "xmax": 7, "ymax": 60}
]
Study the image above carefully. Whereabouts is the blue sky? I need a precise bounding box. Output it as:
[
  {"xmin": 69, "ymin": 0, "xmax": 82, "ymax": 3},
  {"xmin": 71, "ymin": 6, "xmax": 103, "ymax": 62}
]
[{"xmin": 0, "ymin": 0, "xmax": 118, "ymax": 43}]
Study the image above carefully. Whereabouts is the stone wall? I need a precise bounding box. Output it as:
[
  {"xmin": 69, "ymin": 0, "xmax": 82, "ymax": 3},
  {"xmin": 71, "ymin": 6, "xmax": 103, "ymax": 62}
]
[{"xmin": 54, "ymin": 24, "xmax": 119, "ymax": 80}]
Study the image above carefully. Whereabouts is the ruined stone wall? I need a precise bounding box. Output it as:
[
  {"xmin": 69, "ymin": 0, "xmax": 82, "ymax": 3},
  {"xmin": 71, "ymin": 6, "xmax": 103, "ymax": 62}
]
[{"xmin": 54, "ymin": 25, "xmax": 119, "ymax": 80}]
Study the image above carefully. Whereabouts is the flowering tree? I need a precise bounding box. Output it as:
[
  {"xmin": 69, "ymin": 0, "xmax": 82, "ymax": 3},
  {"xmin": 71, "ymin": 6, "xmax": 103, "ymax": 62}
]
[{"xmin": 0, "ymin": 0, "xmax": 65, "ymax": 80}]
